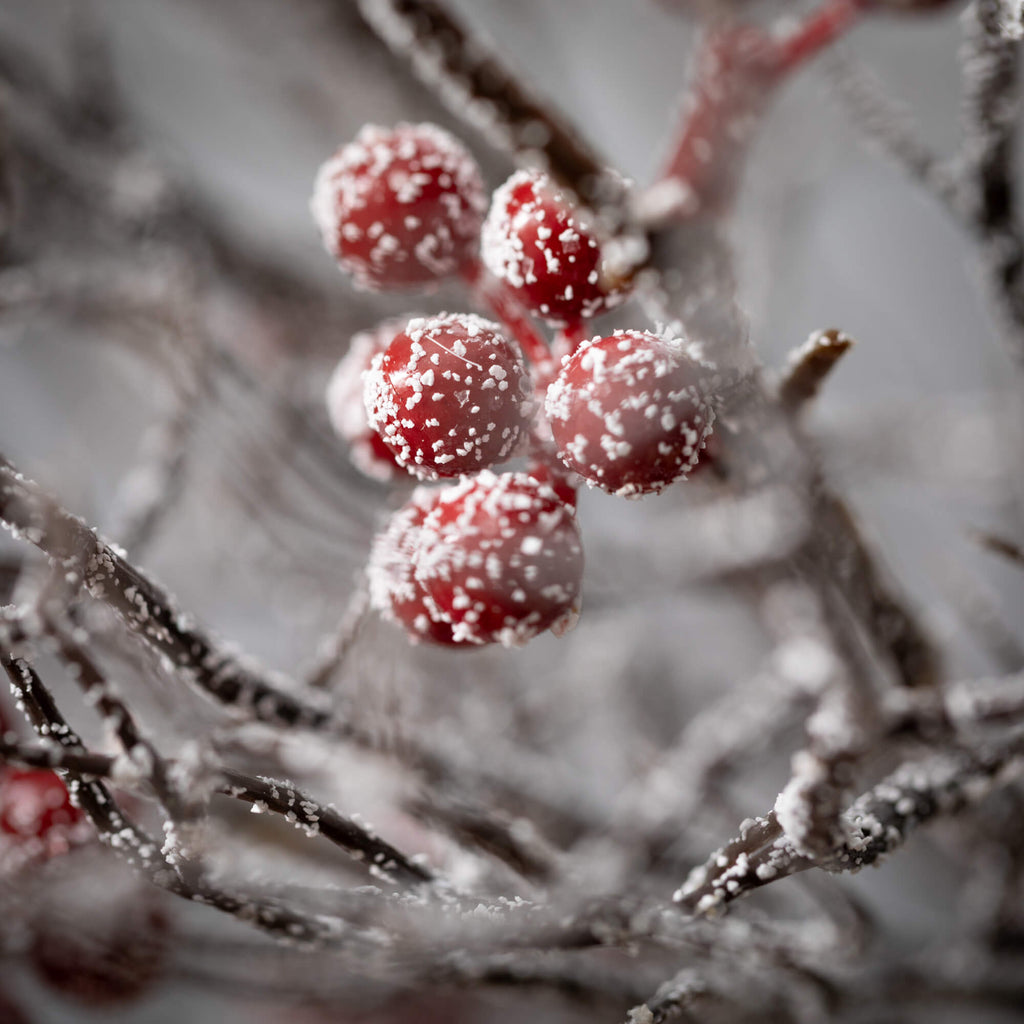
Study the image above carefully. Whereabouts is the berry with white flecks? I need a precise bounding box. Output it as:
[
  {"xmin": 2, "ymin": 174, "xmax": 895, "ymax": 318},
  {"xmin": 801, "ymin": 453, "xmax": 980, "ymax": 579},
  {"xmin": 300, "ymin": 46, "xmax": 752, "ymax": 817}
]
[
  {"xmin": 367, "ymin": 486, "xmax": 458, "ymax": 646},
  {"xmin": 481, "ymin": 169, "xmax": 627, "ymax": 327},
  {"xmin": 311, "ymin": 122, "xmax": 485, "ymax": 290},
  {"xmin": 326, "ymin": 318, "xmax": 411, "ymax": 482},
  {"xmin": 545, "ymin": 329, "xmax": 716, "ymax": 497},
  {"xmin": 364, "ymin": 313, "xmax": 534, "ymax": 481},
  {"xmin": 413, "ymin": 471, "xmax": 584, "ymax": 647}
]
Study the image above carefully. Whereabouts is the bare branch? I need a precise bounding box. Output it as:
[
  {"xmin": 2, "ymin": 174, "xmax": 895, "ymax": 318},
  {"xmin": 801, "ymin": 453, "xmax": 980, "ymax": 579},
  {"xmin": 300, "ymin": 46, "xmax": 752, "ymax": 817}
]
[
  {"xmin": 352, "ymin": 0, "xmax": 621, "ymax": 207},
  {"xmin": 778, "ymin": 328, "xmax": 855, "ymax": 412},
  {"xmin": 0, "ymin": 453, "xmax": 335, "ymax": 731},
  {"xmin": 971, "ymin": 526, "xmax": 1024, "ymax": 568}
]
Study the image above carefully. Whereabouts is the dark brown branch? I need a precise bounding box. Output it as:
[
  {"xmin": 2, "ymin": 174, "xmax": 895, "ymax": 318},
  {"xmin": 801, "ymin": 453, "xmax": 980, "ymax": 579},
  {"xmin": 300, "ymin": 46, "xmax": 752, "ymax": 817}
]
[
  {"xmin": 971, "ymin": 527, "xmax": 1024, "ymax": 568},
  {"xmin": 778, "ymin": 328, "xmax": 855, "ymax": 412},
  {"xmin": 353, "ymin": 0, "xmax": 622, "ymax": 207},
  {"xmin": 676, "ymin": 734, "xmax": 1024, "ymax": 916},
  {"xmin": 0, "ymin": 734, "xmax": 117, "ymax": 776},
  {"xmin": 0, "ymin": 453, "xmax": 334, "ymax": 731},
  {"xmin": 961, "ymin": 0, "xmax": 1024, "ymax": 365},
  {"xmin": 221, "ymin": 768, "xmax": 436, "ymax": 888}
]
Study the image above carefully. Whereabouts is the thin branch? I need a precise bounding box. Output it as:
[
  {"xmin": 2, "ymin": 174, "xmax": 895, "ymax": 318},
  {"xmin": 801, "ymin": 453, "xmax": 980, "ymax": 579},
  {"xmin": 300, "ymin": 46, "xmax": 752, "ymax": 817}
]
[
  {"xmin": 303, "ymin": 582, "xmax": 371, "ymax": 691},
  {"xmin": 676, "ymin": 734, "xmax": 1024, "ymax": 916},
  {"xmin": 971, "ymin": 526, "xmax": 1024, "ymax": 568},
  {"xmin": 0, "ymin": 734, "xmax": 116, "ymax": 776},
  {"xmin": 826, "ymin": 50, "xmax": 962, "ymax": 212},
  {"xmin": 221, "ymin": 768, "xmax": 436, "ymax": 889},
  {"xmin": 0, "ymin": 453, "xmax": 335, "ymax": 731},
  {"xmin": 778, "ymin": 328, "xmax": 855, "ymax": 412},
  {"xmin": 352, "ymin": 0, "xmax": 622, "ymax": 208}
]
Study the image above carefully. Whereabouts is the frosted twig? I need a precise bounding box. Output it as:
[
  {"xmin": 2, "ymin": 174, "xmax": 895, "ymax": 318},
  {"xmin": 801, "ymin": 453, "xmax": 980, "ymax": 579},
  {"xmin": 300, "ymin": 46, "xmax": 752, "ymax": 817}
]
[
  {"xmin": 0, "ymin": 453, "xmax": 335, "ymax": 731},
  {"xmin": 677, "ymin": 734, "xmax": 1024, "ymax": 916},
  {"xmin": 406, "ymin": 789, "xmax": 559, "ymax": 883},
  {"xmin": 303, "ymin": 581, "xmax": 371, "ymax": 690},
  {"xmin": 42, "ymin": 614, "xmax": 193, "ymax": 822},
  {"xmin": 960, "ymin": 0, "xmax": 1024, "ymax": 365},
  {"xmin": 624, "ymin": 968, "xmax": 707, "ymax": 1024},
  {"xmin": 826, "ymin": 51, "xmax": 962, "ymax": 212},
  {"xmin": 778, "ymin": 328, "xmax": 855, "ymax": 412},
  {"xmin": 222, "ymin": 768, "xmax": 436, "ymax": 888},
  {"xmin": 353, "ymin": 0, "xmax": 622, "ymax": 208},
  {"xmin": 768, "ymin": 583, "xmax": 880, "ymax": 860},
  {"xmin": 0, "ymin": 734, "xmax": 116, "ymax": 776},
  {"xmin": 108, "ymin": 338, "xmax": 211, "ymax": 558}
]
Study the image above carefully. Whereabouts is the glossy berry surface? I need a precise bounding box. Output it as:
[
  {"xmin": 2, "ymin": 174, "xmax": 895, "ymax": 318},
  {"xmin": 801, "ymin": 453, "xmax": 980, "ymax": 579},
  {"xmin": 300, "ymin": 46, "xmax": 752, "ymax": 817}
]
[
  {"xmin": 364, "ymin": 313, "xmax": 533, "ymax": 481},
  {"xmin": 0, "ymin": 769, "xmax": 83, "ymax": 841},
  {"xmin": 311, "ymin": 122, "xmax": 485, "ymax": 290},
  {"xmin": 367, "ymin": 487, "xmax": 458, "ymax": 646},
  {"xmin": 414, "ymin": 471, "xmax": 583, "ymax": 647},
  {"xmin": 481, "ymin": 169, "xmax": 624, "ymax": 327},
  {"xmin": 545, "ymin": 329, "xmax": 715, "ymax": 496},
  {"xmin": 326, "ymin": 318, "xmax": 411, "ymax": 482}
]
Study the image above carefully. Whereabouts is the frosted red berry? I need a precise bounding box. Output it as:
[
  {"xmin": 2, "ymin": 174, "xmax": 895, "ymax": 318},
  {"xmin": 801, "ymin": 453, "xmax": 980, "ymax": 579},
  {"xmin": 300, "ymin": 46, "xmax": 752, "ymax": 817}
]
[
  {"xmin": 311, "ymin": 122, "xmax": 485, "ymax": 290},
  {"xmin": 326, "ymin": 319, "xmax": 411, "ymax": 482},
  {"xmin": 545, "ymin": 329, "xmax": 715, "ymax": 496},
  {"xmin": 414, "ymin": 471, "xmax": 583, "ymax": 647},
  {"xmin": 367, "ymin": 487, "xmax": 458, "ymax": 646},
  {"xmin": 364, "ymin": 313, "xmax": 534, "ymax": 481},
  {"xmin": 0, "ymin": 769, "xmax": 83, "ymax": 841},
  {"xmin": 482, "ymin": 169, "xmax": 625, "ymax": 327}
]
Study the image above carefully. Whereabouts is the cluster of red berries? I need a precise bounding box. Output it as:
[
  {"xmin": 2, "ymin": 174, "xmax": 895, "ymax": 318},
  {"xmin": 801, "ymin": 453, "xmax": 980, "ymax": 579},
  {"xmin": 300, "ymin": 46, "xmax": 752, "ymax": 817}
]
[{"xmin": 313, "ymin": 123, "xmax": 716, "ymax": 648}]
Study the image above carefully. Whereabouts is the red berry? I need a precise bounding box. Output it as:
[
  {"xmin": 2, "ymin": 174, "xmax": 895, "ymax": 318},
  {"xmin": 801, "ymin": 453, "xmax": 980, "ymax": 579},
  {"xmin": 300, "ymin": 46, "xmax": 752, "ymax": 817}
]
[
  {"xmin": 367, "ymin": 487, "xmax": 458, "ymax": 646},
  {"xmin": 327, "ymin": 318, "xmax": 412, "ymax": 482},
  {"xmin": 0, "ymin": 768, "xmax": 83, "ymax": 841},
  {"xmin": 545, "ymin": 329, "xmax": 716, "ymax": 496},
  {"xmin": 482, "ymin": 170, "xmax": 626, "ymax": 327},
  {"xmin": 30, "ymin": 849, "xmax": 169, "ymax": 1006},
  {"xmin": 415, "ymin": 471, "xmax": 583, "ymax": 647},
  {"xmin": 311, "ymin": 123, "xmax": 485, "ymax": 290},
  {"xmin": 364, "ymin": 313, "xmax": 534, "ymax": 481}
]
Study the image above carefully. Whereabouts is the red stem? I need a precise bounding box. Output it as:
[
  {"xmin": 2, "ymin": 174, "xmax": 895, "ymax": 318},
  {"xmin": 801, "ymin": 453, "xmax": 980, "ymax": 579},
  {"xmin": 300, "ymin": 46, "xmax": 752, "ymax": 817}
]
[
  {"xmin": 653, "ymin": 0, "xmax": 865, "ymax": 219},
  {"xmin": 461, "ymin": 260, "xmax": 554, "ymax": 375},
  {"xmin": 774, "ymin": 0, "xmax": 866, "ymax": 73}
]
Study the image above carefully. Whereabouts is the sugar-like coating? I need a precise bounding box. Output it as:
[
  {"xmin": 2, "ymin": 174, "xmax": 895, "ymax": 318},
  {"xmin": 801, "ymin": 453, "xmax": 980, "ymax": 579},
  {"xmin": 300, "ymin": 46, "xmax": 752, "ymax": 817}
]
[
  {"xmin": 414, "ymin": 471, "xmax": 584, "ymax": 647},
  {"xmin": 545, "ymin": 329, "xmax": 716, "ymax": 497},
  {"xmin": 326, "ymin": 318, "xmax": 413, "ymax": 482},
  {"xmin": 366, "ymin": 487, "xmax": 458, "ymax": 646},
  {"xmin": 311, "ymin": 123, "xmax": 485, "ymax": 290},
  {"xmin": 481, "ymin": 169, "xmax": 626, "ymax": 326},
  {"xmin": 363, "ymin": 312, "xmax": 534, "ymax": 481}
]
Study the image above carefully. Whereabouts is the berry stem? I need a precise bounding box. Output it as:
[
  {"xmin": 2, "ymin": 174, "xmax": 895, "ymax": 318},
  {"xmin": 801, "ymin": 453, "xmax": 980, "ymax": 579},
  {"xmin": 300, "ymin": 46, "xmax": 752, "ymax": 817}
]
[
  {"xmin": 774, "ymin": 0, "xmax": 866, "ymax": 73},
  {"xmin": 461, "ymin": 260, "xmax": 555, "ymax": 375},
  {"xmin": 651, "ymin": 1, "xmax": 865, "ymax": 222}
]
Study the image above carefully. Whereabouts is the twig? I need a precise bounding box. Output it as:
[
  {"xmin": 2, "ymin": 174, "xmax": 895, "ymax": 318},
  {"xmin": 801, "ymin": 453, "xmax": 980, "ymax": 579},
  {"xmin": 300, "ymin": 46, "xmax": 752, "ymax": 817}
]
[
  {"xmin": 222, "ymin": 768, "xmax": 436, "ymax": 888},
  {"xmin": 352, "ymin": 0, "xmax": 621, "ymax": 208},
  {"xmin": 406, "ymin": 790, "xmax": 559, "ymax": 884},
  {"xmin": 676, "ymin": 733, "xmax": 1024, "ymax": 915},
  {"xmin": 826, "ymin": 51, "xmax": 962, "ymax": 212},
  {"xmin": 971, "ymin": 526, "xmax": 1024, "ymax": 568},
  {"xmin": 960, "ymin": 0, "xmax": 1024, "ymax": 365},
  {"xmin": 304, "ymin": 582, "xmax": 371, "ymax": 690},
  {"xmin": 778, "ymin": 328, "xmax": 855, "ymax": 412},
  {"xmin": 0, "ymin": 453, "xmax": 335, "ymax": 731}
]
